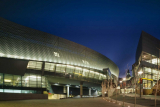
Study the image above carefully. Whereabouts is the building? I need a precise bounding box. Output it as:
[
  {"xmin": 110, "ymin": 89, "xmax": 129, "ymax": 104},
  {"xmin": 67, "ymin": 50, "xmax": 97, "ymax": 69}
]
[
  {"xmin": 132, "ymin": 31, "xmax": 160, "ymax": 91},
  {"xmin": 0, "ymin": 17, "xmax": 119, "ymax": 99},
  {"xmin": 126, "ymin": 69, "xmax": 131, "ymax": 79}
]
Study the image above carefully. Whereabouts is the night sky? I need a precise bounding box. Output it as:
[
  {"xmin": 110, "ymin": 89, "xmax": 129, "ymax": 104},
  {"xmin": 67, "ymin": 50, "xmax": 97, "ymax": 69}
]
[{"xmin": 1, "ymin": 0, "xmax": 160, "ymax": 78}]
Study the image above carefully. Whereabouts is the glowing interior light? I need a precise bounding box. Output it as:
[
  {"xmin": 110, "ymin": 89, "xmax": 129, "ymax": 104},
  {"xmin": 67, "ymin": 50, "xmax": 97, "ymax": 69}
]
[
  {"xmin": 76, "ymin": 67, "xmax": 82, "ymax": 70},
  {"xmin": 17, "ymin": 77, "xmax": 20, "ymax": 81},
  {"xmin": 67, "ymin": 65, "xmax": 74, "ymax": 68},
  {"xmin": 7, "ymin": 55, "xmax": 12, "ymax": 58},
  {"xmin": 0, "ymin": 53, "xmax": 5, "ymax": 56},
  {"xmin": 90, "ymin": 71, "xmax": 94, "ymax": 73},
  {"xmin": 33, "ymin": 58, "xmax": 36, "ymax": 60},
  {"xmin": 26, "ymin": 57, "xmax": 30, "ymax": 60},
  {"xmin": 123, "ymin": 78, "xmax": 126, "ymax": 80},
  {"xmin": 20, "ymin": 56, "xmax": 24, "ymax": 59},
  {"xmin": 13, "ymin": 55, "xmax": 19, "ymax": 58},
  {"xmin": 138, "ymin": 71, "xmax": 143, "ymax": 74},
  {"xmin": 95, "ymin": 72, "xmax": 99, "ymax": 74},
  {"xmin": 4, "ymin": 79, "xmax": 12, "ymax": 82},
  {"xmin": 25, "ymin": 76, "xmax": 41, "ymax": 81}
]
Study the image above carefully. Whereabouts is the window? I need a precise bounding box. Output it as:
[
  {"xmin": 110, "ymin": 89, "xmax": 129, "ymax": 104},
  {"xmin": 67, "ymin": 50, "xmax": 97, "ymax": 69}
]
[
  {"xmin": 13, "ymin": 75, "xmax": 21, "ymax": 87},
  {"xmin": 56, "ymin": 64, "xmax": 66, "ymax": 73},
  {"xmin": 27, "ymin": 61, "xmax": 42, "ymax": 70},
  {"xmin": 44, "ymin": 63, "xmax": 55, "ymax": 72},
  {"xmin": 4, "ymin": 74, "xmax": 13, "ymax": 86},
  {"xmin": 0, "ymin": 73, "xmax": 3, "ymax": 85},
  {"xmin": 75, "ymin": 67, "xmax": 82, "ymax": 75},
  {"xmin": 94, "ymin": 72, "xmax": 100, "ymax": 79},
  {"xmin": 66, "ymin": 65, "xmax": 74, "ymax": 73},
  {"xmin": 89, "ymin": 71, "xmax": 94, "ymax": 78},
  {"xmin": 22, "ymin": 73, "xmax": 46, "ymax": 88},
  {"xmin": 82, "ymin": 69, "xmax": 89, "ymax": 77},
  {"xmin": 99, "ymin": 74, "xmax": 103, "ymax": 80}
]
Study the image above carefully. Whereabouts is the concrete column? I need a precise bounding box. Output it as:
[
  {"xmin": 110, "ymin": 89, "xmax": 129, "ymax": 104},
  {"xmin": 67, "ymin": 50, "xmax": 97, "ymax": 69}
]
[
  {"xmin": 89, "ymin": 88, "xmax": 91, "ymax": 96},
  {"xmin": 67, "ymin": 86, "xmax": 69, "ymax": 98},
  {"xmin": 80, "ymin": 81, "xmax": 83, "ymax": 98}
]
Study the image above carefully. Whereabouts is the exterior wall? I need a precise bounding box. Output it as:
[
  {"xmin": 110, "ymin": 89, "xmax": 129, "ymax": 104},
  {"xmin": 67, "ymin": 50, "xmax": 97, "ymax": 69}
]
[
  {"xmin": 136, "ymin": 31, "xmax": 160, "ymax": 62},
  {"xmin": 0, "ymin": 93, "xmax": 48, "ymax": 101},
  {"xmin": 133, "ymin": 31, "xmax": 160, "ymax": 95},
  {"xmin": 0, "ymin": 17, "xmax": 119, "ymax": 78},
  {"xmin": 0, "ymin": 17, "xmax": 120, "ymax": 98}
]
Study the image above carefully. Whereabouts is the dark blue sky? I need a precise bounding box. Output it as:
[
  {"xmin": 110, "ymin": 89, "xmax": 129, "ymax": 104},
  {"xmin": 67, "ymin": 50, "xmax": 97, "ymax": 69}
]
[{"xmin": 1, "ymin": 0, "xmax": 160, "ymax": 78}]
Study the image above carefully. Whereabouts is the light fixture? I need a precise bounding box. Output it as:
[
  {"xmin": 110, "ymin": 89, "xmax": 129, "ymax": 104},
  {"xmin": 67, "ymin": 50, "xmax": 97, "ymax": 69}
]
[
  {"xmin": 4, "ymin": 79, "xmax": 11, "ymax": 82},
  {"xmin": 120, "ymin": 81, "xmax": 122, "ymax": 83},
  {"xmin": 54, "ymin": 83, "xmax": 59, "ymax": 85},
  {"xmin": 123, "ymin": 78, "xmax": 126, "ymax": 81},
  {"xmin": 138, "ymin": 71, "xmax": 143, "ymax": 74}
]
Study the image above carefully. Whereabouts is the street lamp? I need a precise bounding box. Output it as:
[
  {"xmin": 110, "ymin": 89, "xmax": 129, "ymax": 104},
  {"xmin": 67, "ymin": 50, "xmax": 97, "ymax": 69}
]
[
  {"xmin": 138, "ymin": 71, "xmax": 143, "ymax": 98},
  {"xmin": 138, "ymin": 71, "xmax": 143, "ymax": 75}
]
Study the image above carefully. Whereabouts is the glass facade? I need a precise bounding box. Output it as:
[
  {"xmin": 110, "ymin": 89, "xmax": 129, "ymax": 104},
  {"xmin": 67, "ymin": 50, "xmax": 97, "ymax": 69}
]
[
  {"xmin": 0, "ymin": 73, "xmax": 47, "ymax": 94},
  {"xmin": 134, "ymin": 51, "xmax": 160, "ymax": 89},
  {"xmin": 27, "ymin": 61, "xmax": 107, "ymax": 81}
]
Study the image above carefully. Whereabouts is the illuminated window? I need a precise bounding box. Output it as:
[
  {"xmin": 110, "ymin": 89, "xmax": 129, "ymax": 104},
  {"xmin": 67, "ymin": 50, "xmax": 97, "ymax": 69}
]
[
  {"xmin": 22, "ymin": 73, "xmax": 46, "ymax": 88},
  {"xmin": 89, "ymin": 71, "xmax": 94, "ymax": 78},
  {"xmin": 0, "ymin": 73, "xmax": 3, "ymax": 85},
  {"xmin": 82, "ymin": 69, "xmax": 89, "ymax": 77},
  {"xmin": 94, "ymin": 72, "xmax": 100, "ymax": 79},
  {"xmin": 75, "ymin": 67, "xmax": 82, "ymax": 75},
  {"xmin": 66, "ymin": 65, "xmax": 74, "ymax": 73},
  {"xmin": 56, "ymin": 64, "xmax": 66, "ymax": 73},
  {"xmin": 44, "ymin": 63, "xmax": 55, "ymax": 72},
  {"xmin": 27, "ymin": 61, "xmax": 42, "ymax": 70},
  {"xmin": 99, "ymin": 74, "xmax": 103, "ymax": 80}
]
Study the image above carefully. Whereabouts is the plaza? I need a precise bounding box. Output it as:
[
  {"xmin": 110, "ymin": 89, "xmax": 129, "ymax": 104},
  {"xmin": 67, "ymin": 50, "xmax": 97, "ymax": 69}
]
[{"xmin": 0, "ymin": 97, "xmax": 121, "ymax": 107}]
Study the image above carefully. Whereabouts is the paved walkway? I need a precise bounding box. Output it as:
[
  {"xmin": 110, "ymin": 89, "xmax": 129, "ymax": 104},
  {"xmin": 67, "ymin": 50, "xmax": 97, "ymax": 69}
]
[
  {"xmin": 125, "ymin": 93, "xmax": 160, "ymax": 100},
  {"xmin": 0, "ymin": 97, "xmax": 121, "ymax": 107},
  {"xmin": 110, "ymin": 94, "xmax": 160, "ymax": 107}
]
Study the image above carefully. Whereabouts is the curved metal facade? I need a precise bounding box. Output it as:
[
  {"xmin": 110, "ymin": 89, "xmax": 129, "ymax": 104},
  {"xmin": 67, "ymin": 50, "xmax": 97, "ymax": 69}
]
[{"xmin": 0, "ymin": 17, "xmax": 119, "ymax": 77}]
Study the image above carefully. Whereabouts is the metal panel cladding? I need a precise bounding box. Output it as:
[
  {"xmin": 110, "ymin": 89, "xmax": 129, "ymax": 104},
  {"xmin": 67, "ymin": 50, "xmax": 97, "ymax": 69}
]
[{"xmin": 0, "ymin": 17, "xmax": 119, "ymax": 77}]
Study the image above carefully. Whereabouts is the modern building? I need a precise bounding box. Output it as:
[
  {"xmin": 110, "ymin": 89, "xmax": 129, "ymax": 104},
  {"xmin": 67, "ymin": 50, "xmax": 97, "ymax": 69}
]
[
  {"xmin": 0, "ymin": 17, "xmax": 119, "ymax": 99},
  {"xmin": 132, "ymin": 31, "xmax": 160, "ymax": 91}
]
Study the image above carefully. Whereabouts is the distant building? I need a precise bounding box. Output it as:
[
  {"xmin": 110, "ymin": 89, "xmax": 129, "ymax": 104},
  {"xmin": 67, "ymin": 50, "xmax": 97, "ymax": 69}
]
[
  {"xmin": 126, "ymin": 69, "xmax": 131, "ymax": 79},
  {"xmin": 132, "ymin": 31, "xmax": 160, "ymax": 89}
]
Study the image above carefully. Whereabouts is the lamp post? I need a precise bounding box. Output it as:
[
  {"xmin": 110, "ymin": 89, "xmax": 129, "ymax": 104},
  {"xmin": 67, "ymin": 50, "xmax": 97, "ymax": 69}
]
[{"xmin": 138, "ymin": 71, "xmax": 143, "ymax": 98}]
